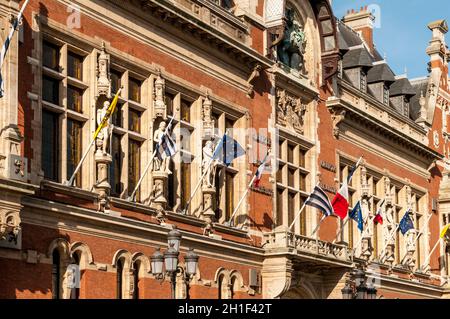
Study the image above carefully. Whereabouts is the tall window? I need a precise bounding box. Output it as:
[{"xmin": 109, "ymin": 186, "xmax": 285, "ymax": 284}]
[
  {"xmin": 42, "ymin": 110, "xmax": 59, "ymax": 181},
  {"xmin": 116, "ymin": 258, "xmax": 124, "ymax": 299},
  {"xmin": 41, "ymin": 38, "xmax": 88, "ymax": 185},
  {"xmin": 383, "ymin": 86, "xmax": 390, "ymax": 105},
  {"xmin": 67, "ymin": 119, "xmax": 83, "ymax": 187},
  {"xmin": 52, "ymin": 250, "xmax": 61, "ymax": 299},
  {"xmin": 276, "ymin": 138, "xmax": 309, "ymax": 234},
  {"xmin": 360, "ymin": 70, "xmax": 367, "ymax": 92},
  {"xmin": 128, "ymin": 140, "xmax": 141, "ymax": 201},
  {"xmin": 109, "ymin": 134, "xmax": 123, "ymax": 196},
  {"xmin": 129, "ymin": 77, "xmax": 141, "ymax": 103}
]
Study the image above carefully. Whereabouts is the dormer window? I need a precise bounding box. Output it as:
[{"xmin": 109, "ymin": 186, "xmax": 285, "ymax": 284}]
[
  {"xmin": 403, "ymin": 97, "xmax": 410, "ymax": 117},
  {"xmin": 360, "ymin": 69, "xmax": 367, "ymax": 92},
  {"xmin": 383, "ymin": 85, "xmax": 389, "ymax": 105}
]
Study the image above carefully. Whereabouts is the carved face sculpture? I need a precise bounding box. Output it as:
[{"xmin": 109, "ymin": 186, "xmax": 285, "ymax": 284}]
[{"xmin": 159, "ymin": 122, "xmax": 167, "ymax": 131}]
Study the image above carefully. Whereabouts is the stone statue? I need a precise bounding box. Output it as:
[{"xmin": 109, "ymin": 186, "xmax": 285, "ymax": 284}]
[
  {"xmin": 202, "ymin": 141, "xmax": 218, "ymax": 188},
  {"xmin": 96, "ymin": 42, "xmax": 110, "ymax": 97},
  {"xmin": 402, "ymin": 229, "xmax": 417, "ymax": 269},
  {"xmin": 96, "ymin": 100, "xmax": 112, "ymax": 155},
  {"xmin": 152, "ymin": 121, "xmax": 171, "ymax": 174},
  {"xmin": 270, "ymin": 8, "xmax": 306, "ymax": 71}
]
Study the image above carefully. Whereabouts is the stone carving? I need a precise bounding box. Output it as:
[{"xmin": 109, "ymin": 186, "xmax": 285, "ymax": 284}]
[
  {"xmin": 359, "ymin": 162, "xmax": 373, "ymax": 260},
  {"xmin": 152, "ymin": 121, "xmax": 172, "ymax": 174},
  {"xmin": 401, "ymin": 229, "xmax": 417, "ymax": 270},
  {"xmin": 202, "ymin": 141, "xmax": 219, "ymax": 188},
  {"xmin": 96, "ymin": 100, "xmax": 112, "ymax": 156},
  {"xmin": 202, "ymin": 94, "xmax": 215, "ymax": 139},
  {"xmin": 246, "ymin": 64, "xmax": 262, "ymax": 97},
  {"xmin": 0, "ymin": 210, "xmax": 21, "ymax": 243},
  {"xmin": 328, "ymin": 106, "xmax": 346, "ymax": 139},
  {"xmin": 270, "ymin": 8, "xmax": 307, "ymax": 72},
  {"xmin": 153, "ymin": 70, "xmax": 166, "ymax": 119},
  {"xmin": 96, "ymin": 42, "xmax": 111, "ymax": 98},
  {"xmin": 276, "ymin": 89, "xmax": 306, "ymax": 134}
]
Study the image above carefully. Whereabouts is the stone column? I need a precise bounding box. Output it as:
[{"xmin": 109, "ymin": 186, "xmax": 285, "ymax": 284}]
[{"xmin": 94, "ymin": 145, "xmax": 112, "ymax": 213}]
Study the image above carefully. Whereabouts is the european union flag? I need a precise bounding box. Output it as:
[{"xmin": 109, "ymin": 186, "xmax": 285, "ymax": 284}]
[
  {"xmin": 213, "ymin": 134, "xmax": 246, "ymax": 166},
  {"xmin": 349, "ymin": 201, "xmax": 363, "ymax": 232},
  {"xmin": 399, "ymin": 209, "xmax": 414, "ymax": 235}
]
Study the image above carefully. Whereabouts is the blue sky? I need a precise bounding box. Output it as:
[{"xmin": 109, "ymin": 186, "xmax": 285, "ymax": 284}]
[{"xmin": 332, "ymin": 0, "xmax": 450, "ymax": 79}]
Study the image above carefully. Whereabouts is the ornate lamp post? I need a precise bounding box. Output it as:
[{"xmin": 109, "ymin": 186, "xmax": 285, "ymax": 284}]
[
  {"xmin": 150, "ymin": 226, "xmax": 199, "ymax": 299},
  {"xmin": 341, "ymin": 268, "xmax": 377, "ymax": 299}
]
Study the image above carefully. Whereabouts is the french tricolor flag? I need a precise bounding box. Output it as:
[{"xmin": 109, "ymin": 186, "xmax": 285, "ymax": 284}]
[
  {"xmin": 254, "ymin": 153, "xmax": 271, "ymax": 188},
  {"xmin": 332, "ymin": 157, "xmax": 363, "ymax": 220}
]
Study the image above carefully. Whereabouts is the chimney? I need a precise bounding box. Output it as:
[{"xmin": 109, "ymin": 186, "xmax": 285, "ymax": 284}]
[{"xmin": 343, "ymin": 6, "xmax": 375, "ymax": 54}]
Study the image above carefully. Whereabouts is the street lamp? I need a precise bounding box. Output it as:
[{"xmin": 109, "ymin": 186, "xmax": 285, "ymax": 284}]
[
  {"xmin": 341, "ymin": 268, "xmax": 377, "ymax": 300},
  {"xmin": 150, "ymin": 226, "xmax": 199, "ymax": 299}
]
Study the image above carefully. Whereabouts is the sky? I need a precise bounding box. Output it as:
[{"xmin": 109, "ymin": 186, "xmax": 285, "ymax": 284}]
[{"xmin": 332, "ymin": 0, "xmax": 450, "ymax": 79}]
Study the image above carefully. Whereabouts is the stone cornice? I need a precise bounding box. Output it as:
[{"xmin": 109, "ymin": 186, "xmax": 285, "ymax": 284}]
[
  {"xmin": 21, "ymin": 195, "xmax": 265, "ymax": 265},
  {"xmin": 327, "ymin": 96, "xmax": 443, "ymax": 163}
]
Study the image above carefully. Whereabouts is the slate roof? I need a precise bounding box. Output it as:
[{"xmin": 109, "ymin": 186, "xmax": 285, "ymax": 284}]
[
  {"xmin": 342, "ymin": 47, "xmax": 373, "ymax": 68},
  {"xmin": 389, "ymin": 78, "xmax": 417, "ymax": 97},
  {"xmin": 367, "ymin": 62, "xmax": 396, "ymax": 84}
]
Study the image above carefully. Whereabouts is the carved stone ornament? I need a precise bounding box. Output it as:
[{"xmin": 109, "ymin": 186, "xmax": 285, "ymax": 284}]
[
  {"xmin": 153, "ymin": 70, "xmax": 166, "ymax": 119},
  {"xmin": 246, "ymin": 64, "xmax": 262, "ymax": 98},
  {"xmin": 96, "ymin": 42, "xmax": 111, "ymax": 98},
  {"xmin": 0, "ymin": 210, "xmax": 21, "ymax": 243},
  {"xmin": 202, "ymin": 94, "xmax": 215, "ymax": 139},
  {"xmin": 327, "ymin": 105, "xmax": 346, "ymax": 139},
  {"xmin": 276, "ymin": 88, "xmax": 306, "ymax": 134}
]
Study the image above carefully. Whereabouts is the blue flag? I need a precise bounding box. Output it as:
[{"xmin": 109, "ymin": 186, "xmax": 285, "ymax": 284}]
[
  {"xmin": 349, "ymin": 201, "xmax": 363, "ymax": 232},
  {"xmin": 399, "ymin": 209, "xmax": 414, "ymax": 235},
  {"xmin": 213, "ymin": 134, "xmax": 245, "ymax": 166}
]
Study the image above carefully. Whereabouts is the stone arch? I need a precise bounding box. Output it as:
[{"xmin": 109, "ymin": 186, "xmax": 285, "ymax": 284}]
[
  {"xmin": 47, "ymin": 238, "xmax": 71, "ymax": 259},
  {"xmin": 131, "ymin": 252, "xmax": 151, "ymax": 275},
  {"xmin": 70, "ymin": 242, "xmax": 94, "ymax": 269},
  {"xmin": 47, "ymin": 238, "xmax": 73, "ymax": 299},
  {"xmin": 229, "ymin": 270, "xmax": 245, "ymax": 292},
  {"xmin": 112, "ymin": 249, "xmax": 132, "ymax": 269}
]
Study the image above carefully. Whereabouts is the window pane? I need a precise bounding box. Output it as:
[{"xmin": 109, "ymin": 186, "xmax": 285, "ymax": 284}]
[
  {"xmin": 67, "ymin": 86, "xmax": 83, "ymax": 113},
  {"xmin": 43, "ymin": 76, "xmax": 60, "ymax": 105},
  {"xmin": 277, "ymin": 163, "xmax": 284, "ymax": 184},
  {"xmin": 67, "ymin": 119, "xmax": 83, "ymax": 187},
  {"xmin": 288, "ymin": 168, "xmax": 295, "ymax": 188},
  {"xmin": 111, "ymin": 70, "xmax": 122, "ymax": 94},
  {"xmin": 300, "ymin": 173, "xmax": 307, "ymax": 191},
  {"xmin": 109, "ymin": 134, "xmax": 123, "ymax": 196},
  {"xmin": 165, "ymin": 92, "xmax": 174, "ymax": 116},
  {"xmin": 300, "ymin": 196, "xmax": 307, "ymax": 235},
  {"xmin": 112, "ymin": 103, "xmax": 123, "ymax": 127},
  {"xmin": 181, "ymin": 162, "xmax": 191, "ymax": 213},
  {"xmin": 43, "ymin": 41, "xmax": 60, "ymax": 71},
  {"xmin": 181, "ymin": 99, "xmax": 191, "ymax": 122},
  {"xmin": 128, "ymin": 140, "xmax": 141, "ymax": 201},
  {"xmin": 129, "ymin": 109, "xmax": 141, "ymax": 133},
  {"xmin": 299, "ymin": 149, "xmax": 306, "ymax": 167},
  {"xmin": 225, "ymin": 171, "xmax": 235, "ymax": 221},
  {"xmin": 288, "ymin": 192, "xmax": 296, "ymax": 226},
  {"xmin": 42, "ymin": 110, "xmax": 59, "ymax": 181},
  {"xmin": 288, "ymin": 144, "xmax": 294, "ymax": 164},
  {"xmin": 277, "ymin": 188, "xmax": 284, "ymax": 226},
  {"xmin": 129, "ymin": 78, "xmax": 141, "ymax": 103},
  {"xmin": 68, "ymin": 52, "xmax": 83, "ymax": 80}
]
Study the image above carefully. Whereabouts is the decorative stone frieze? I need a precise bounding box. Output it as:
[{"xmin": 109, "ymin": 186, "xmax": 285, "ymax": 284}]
[{"xmin": 275, "ymin": 88, "xmax": 306, "ymax": 135}]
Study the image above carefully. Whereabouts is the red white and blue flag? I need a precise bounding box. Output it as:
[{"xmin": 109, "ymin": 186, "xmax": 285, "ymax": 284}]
[
  {"xmin": 374, "ymin": 199, "xmax": 386, "ymax": 225},
  {"xmin": 331, "ymin": 157, "xmax": 363, "ymax": 220},
  {"xmin": 254, "ymin": 153, "xmax": 271, "ymax": 187}
]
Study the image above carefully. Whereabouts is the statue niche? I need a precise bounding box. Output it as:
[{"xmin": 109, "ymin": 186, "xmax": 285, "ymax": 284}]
[{"xmin": 270, "ymin": 8, "xmax": 307, "ymax": 72}]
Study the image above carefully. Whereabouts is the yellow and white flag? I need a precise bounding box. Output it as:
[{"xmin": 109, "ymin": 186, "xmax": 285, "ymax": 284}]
[
  {"xmin": 93, "ymin": 88, "xmax": 122, "ymax": 140},
  {"xmin": 440, "ymin": 224, "xmax": 450, "ymax": 239}
]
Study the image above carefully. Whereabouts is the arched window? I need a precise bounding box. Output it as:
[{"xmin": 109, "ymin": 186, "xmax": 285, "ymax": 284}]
[
  {"xmin": 117, "ymin": 258, "xmax": 124, "ymax": 299},
  {"xmin": 52, "ymin": 249, "xmax": 61, "ymax": 299},
  {"xmin": 132, "ymin": 261, "xmax": 141, "ymax": 299},
  {"xmin": 218, "ymin": 274, "xmax": 224, "ymax": 299},
  {"xmin": 71, "ymin": 252, "xmax": 81, "ymax": 299}
]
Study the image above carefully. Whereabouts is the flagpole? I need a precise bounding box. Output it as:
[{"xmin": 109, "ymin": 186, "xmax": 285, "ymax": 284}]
[
  {"xmin": 65, "ymin": 88, "xmax": 122, "ymax": 187},
  {"xmin": 348, "ymin": 156, "xmax": 363, "ymax": 184},
  {"xmin": 226, "ymin": 175, "xmax": 257, "ymax": 227},
  {"xmin": 310, "ymin": 214, "xmax": 327, "ymax": 238},
  {"xmin": 182, "ymin": 130, "xmax": 229, "ymax": 215},
  {"xmin": 289, "ymin": 201, "xmax": 308, "ymax": 231},
  {"xmin": 378, "ymin": 223, "xmax": 401, "ymax": 261},
  {"xmin": 332, "ymin": 217, "xmax": 350, "ymax": 244},
  {"xmin": 422, "ymin": 237, "xmax": 442, "ymax": 271},
  {"xmin": 352, "ymin": 198, "xmax": 385, "ymax": 254},
  {"xmin": 127, "ymin": 116, "xmax": 175, "ymax": 202},
  {"xmin": 0, "ymin": 0, "xmax": 30, "ymax": 69}
]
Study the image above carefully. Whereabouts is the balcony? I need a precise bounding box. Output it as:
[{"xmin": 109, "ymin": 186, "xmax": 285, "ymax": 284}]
[{"xmin": 263, "ymin": 227, "xmax": 353, "ymax": 268}]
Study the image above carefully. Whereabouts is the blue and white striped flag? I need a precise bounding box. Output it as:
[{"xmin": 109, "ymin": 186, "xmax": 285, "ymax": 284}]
[
  {"xmin": 305, "ymin": 186, "xmax": 334, "ymax": 218},
  {"xmin": 156, "ymin": 123, "xmax": 177, "ymax": 160},
  {"xmin": 0, "ymin": 0, "xmax": 30, "ymax": 97}
]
